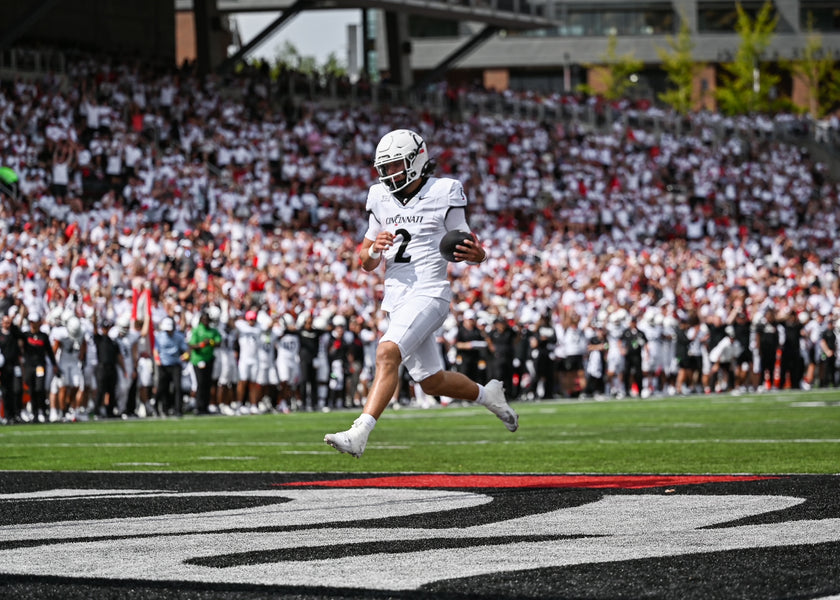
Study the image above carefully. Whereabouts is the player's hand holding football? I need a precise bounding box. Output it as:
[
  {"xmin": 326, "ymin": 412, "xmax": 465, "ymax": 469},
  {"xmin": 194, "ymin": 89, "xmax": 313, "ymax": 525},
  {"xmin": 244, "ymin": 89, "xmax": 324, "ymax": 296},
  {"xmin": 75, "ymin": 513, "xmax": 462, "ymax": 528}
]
[{"xmin": 454, "ymin": 233, "xmax": 486, "ymax": 263}]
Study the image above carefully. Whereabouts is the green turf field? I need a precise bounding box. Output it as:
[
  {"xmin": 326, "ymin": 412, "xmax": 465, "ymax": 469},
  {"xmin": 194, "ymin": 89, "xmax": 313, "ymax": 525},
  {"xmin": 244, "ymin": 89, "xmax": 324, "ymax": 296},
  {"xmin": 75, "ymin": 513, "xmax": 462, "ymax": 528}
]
[{"xmin": 1, "ymin": 389, "xmax": 837, "ymax": 473}]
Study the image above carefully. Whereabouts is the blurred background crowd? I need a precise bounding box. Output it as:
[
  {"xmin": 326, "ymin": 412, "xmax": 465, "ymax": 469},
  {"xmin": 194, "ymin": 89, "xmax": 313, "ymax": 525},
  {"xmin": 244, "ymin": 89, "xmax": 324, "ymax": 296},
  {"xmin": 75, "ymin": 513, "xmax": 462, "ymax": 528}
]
[{"xmin": 1, "ymin": 54, "xmax": 840, "ymax": 424}]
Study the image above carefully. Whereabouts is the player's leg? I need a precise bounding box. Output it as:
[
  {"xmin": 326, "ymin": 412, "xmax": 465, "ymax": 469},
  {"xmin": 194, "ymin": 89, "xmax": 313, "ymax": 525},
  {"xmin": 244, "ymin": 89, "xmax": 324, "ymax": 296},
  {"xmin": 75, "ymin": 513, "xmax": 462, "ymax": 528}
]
[
  {"xmin": 326, "ymin": 297, "xmax": 517, "ymax": 458},
  {"xmin": 324, "ymin": 296, "xmax": 444, "ymax": 457}
]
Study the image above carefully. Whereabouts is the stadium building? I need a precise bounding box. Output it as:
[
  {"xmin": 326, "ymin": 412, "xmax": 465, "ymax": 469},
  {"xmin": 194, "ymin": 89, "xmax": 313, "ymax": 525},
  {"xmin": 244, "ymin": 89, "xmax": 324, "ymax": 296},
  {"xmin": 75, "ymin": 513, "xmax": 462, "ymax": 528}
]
[
  {"xmin": 200, "ymin": 0, "xmax": 840, "ymax": 112},
  {"xmin": 1, "ymin": 0, "xmax": 839, "ymax": 111}
]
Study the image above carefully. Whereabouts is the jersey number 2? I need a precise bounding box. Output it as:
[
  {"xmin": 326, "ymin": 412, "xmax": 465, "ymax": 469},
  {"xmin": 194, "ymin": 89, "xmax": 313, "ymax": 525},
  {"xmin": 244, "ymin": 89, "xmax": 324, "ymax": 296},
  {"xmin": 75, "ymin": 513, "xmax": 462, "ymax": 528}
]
[{"xmin": 393, "ymin": 228, "xmax": 411, "ymax": 263}]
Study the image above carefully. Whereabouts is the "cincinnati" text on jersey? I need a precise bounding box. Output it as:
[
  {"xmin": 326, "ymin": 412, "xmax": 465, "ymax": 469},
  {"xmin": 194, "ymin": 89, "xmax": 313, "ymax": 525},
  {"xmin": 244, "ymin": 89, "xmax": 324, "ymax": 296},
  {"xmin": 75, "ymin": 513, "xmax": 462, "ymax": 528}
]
[{"xmin": 385, "ymin": 215, "xmax": 424, "ymax": 226}]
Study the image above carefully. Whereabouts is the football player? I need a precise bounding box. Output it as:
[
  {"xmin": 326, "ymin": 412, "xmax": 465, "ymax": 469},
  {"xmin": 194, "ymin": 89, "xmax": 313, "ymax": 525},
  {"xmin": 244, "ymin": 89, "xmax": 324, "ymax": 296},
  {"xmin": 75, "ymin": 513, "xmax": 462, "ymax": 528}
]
[
  {"xmin": 51, "ymin": 314, "xmax": 86, "ymax": 422},
  {"xmin": 234, "ymin": 310, "xmax": 263, "ymax": 414},
  {"xmin": 325, "ymin": 129, "xmax": 518, "ymax": 458}
]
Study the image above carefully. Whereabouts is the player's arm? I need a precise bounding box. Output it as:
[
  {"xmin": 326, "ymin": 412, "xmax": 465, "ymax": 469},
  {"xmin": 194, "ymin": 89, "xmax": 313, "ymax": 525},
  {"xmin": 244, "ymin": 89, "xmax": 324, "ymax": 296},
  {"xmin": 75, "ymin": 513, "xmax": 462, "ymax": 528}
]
[
  {"xmin": 46, "ymin": 336, "xmax": 59, "ymax": 368},
  {"xmin": 360, "ymin": 237, "xmax": 381, "ymax": 272},
  {"xmin": 444, "ymin": 207, "xmax": 486, "ymax": 264},
  {"xmin": 360, "ymin": 211, "xmax": 394, "ymax": 272}
]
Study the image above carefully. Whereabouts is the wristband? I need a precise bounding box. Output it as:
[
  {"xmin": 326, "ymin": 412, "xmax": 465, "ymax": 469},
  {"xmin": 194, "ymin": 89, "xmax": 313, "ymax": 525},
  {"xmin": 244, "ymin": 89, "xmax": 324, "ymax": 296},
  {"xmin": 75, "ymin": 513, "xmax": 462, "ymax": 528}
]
[{"xmin": 368, "ymin": 248, "xmax": 381, "ymax": 260}]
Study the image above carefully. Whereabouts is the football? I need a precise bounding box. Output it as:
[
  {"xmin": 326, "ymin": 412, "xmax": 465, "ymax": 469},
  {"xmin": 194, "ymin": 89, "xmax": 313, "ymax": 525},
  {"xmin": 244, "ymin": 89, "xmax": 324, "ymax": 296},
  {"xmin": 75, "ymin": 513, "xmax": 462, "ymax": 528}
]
[{"xmin": 439, "ymin": 230, "xmax": 472, "ymax": 262}]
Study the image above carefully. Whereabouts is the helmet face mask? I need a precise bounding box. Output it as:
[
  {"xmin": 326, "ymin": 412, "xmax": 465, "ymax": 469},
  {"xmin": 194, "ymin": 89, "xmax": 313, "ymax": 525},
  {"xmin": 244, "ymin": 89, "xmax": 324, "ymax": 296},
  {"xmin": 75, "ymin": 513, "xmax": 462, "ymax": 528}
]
[{"xmin": 374, "ymin": 129, "xmax": 428, "ymax": 196}]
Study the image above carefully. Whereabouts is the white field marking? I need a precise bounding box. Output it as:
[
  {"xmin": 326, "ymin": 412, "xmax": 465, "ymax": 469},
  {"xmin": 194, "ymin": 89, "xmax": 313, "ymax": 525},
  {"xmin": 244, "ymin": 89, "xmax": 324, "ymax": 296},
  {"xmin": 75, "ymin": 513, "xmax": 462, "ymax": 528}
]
[
  {"xmin": 0, "ymin": 489, "xmax": 173, "ymax": 501},
  {"xmin": 379, "ymin": 393, "xmax": 838, "ymax": 418},
  {"xmin": 438, "ymin": 438, "xmax": 840, "ymax": 445},
  {"xmin": 0, "ymin": 428, "xmax": 202, "ymax": 438},
  {"xmin": 0, "ymin": 429, "xmax": 100, "ymax": 437},
  {"xmin": 1, "ymin": 491, "xmax": 839, "ymax": 590},
  {"xmin": 0, "ymin": 441, "xmax": 305, "ymax": 448},
  {"xmin": 196, "ymin": 456, "xmax": 259, "ymax": 461},
  {"xmin": 5, "ymin": 438, "xmax": 840, "ymax": 451},
  {"xmin": 280, "ymin": 451, "xmax": 346, "ymax": 455},
  {"xmin": 564, "ymin": 438, "xmax": 840, "ymax": 444},
  {"xmin": 0, "ymin": 442, "xmax": 414, "ymax": 451},
  {"xmin": 385, "ymin": 409, "xmax": 479, "ymax": 420},
  {"xmin": 112, "ymin": 462, "xmax": 169, "ymax": 467},
  {"xmin": 0, "ymin": 489, "xmax": 491, "ymax": 542}
]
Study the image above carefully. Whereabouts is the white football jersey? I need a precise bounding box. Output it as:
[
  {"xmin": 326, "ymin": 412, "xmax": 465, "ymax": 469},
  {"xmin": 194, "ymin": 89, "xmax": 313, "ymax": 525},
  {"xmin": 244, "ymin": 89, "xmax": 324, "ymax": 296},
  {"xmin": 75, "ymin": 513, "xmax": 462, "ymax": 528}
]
[
  {"xmin": 365, "ymin": 176, "xmax": 467, "ymax": 312},
  {"xmin": 53, "ymin": 326, "xmax": 84, "ymax": 367},
  {"xmin": 114, "ymin": 331, "xmax": 139, "ymax": 377},
  {"xmin": 276, "ymin": 331, "xmax": 301, "ymax": 365},
  {"xmin": 235, "ymin": 320, "xmax": 262, "ymax": 362}
]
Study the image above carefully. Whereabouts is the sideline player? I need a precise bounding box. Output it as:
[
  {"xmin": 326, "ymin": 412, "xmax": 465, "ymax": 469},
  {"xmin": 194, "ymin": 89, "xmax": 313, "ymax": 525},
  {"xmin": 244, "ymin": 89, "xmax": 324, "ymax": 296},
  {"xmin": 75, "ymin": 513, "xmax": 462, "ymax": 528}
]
[
  {"xmin": 275, "ymin": 313, "xmax": 301, "ymax": 413},
  {"xmin": 325, "ymin": 128, "xmax": 518, "ymax": 458},
  {"xmin": 51, "ymin": 314, "xmax": 86, "ymax": 422},
  {"xmin": 234, "ymin": 310, "xmax": 262, "ymax": 414}
]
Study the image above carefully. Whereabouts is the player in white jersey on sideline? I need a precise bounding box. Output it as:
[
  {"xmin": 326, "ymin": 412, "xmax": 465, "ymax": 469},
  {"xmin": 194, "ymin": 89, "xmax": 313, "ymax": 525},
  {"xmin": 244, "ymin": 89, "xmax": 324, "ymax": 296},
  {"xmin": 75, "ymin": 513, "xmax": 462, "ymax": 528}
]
[
  {"xmin": 213, "ymin": 308, "xmax": 239, "ymax": 415},
  {"xmin": 133, "ymin": 317, "xmax": 155, "ymax": 417},
  {"xmin": 325, "ymin": 128, "xmax": 518, "ymax": 458},
  {"xmin": 81, "ymin": 306, "xmax": 98, "ymax": 415},
  {"xmin": 50, "ymin": 315, "xmax": 86, "ymax": 422},
  {"xmin": 605, "ymin": 310, "xmax": 627, "ymax": 397},
  {"xmin": 275, "ymin": 313, "xmax": 301, "ymax": 413},
  {"xmin": 112, "ymin": 314, "xmax": 140, "ymax": 418},
  {"xmin": 234, "ymin": 310, "xmax": 262, "ymax": 414},
  {"xmin": 254, "ymin": 311, "xmax": 279, "ymax": 414}
]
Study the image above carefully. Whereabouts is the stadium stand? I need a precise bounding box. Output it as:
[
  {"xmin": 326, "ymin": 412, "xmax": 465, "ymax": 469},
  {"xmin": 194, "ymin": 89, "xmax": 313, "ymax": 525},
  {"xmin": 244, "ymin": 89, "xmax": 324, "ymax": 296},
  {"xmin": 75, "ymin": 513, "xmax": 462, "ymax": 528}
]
[{"xmin": 1, "ymin": 49, "xmax": 839, "ymax": 423}]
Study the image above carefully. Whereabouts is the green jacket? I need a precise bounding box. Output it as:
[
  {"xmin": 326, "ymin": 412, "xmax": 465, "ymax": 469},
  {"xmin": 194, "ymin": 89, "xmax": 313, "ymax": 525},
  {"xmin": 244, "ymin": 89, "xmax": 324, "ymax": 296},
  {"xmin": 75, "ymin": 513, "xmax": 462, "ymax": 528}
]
[{"xmin": 188, "ymin": 322, "xmax": 221, "ymax": 366}]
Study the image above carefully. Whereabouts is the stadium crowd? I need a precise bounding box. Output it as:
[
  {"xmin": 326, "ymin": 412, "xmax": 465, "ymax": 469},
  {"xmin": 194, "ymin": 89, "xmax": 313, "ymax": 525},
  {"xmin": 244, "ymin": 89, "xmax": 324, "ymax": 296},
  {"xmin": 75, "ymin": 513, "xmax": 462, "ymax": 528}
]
[{"xmin": 1, "ymin": 54, "xmax": 839, "ymax": 424}]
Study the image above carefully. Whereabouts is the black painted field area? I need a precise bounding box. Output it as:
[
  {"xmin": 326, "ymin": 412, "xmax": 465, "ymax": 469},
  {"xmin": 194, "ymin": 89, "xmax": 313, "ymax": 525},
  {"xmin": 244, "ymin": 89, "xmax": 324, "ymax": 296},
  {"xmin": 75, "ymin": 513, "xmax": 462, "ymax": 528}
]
[{"xmin": 0, "ymin": 472, "xmax": 838, "ymax": 600}]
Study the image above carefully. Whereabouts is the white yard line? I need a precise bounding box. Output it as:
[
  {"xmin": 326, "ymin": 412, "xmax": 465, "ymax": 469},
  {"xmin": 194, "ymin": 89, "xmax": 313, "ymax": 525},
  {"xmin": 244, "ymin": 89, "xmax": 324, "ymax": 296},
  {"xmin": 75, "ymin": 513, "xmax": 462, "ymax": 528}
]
[{"xmin": 1, "ymin": 438, "xmax": 838, "ymax": 449}]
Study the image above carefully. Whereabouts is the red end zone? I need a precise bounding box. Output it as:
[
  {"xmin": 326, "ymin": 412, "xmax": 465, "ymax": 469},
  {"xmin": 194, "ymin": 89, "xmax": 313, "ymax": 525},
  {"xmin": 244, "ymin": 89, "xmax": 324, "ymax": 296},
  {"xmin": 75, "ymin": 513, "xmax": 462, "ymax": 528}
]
[{"xmin": 278, "ymin": 474, "xmax": 780, "ymax": 489}]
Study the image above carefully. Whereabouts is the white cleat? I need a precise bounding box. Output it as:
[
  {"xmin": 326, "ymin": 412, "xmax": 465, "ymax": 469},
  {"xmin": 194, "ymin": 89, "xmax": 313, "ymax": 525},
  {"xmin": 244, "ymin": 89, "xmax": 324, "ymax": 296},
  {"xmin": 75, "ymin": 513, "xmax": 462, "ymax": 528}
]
[
  {"xmin": 324, "ymin": 417, "xmax": 370, "ymax": 458},
  {"xmin": 483, "ymin": 379, "xmax": 519, "ymax": 432}
]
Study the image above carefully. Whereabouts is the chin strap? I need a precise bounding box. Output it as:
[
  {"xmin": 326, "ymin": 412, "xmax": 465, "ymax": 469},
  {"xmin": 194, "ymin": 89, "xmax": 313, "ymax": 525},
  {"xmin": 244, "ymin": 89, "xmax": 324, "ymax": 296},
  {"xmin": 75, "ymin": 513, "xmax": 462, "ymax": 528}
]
[{"xmin": 393, "ymin": 175, "xmax": 429, "ymax": 205}]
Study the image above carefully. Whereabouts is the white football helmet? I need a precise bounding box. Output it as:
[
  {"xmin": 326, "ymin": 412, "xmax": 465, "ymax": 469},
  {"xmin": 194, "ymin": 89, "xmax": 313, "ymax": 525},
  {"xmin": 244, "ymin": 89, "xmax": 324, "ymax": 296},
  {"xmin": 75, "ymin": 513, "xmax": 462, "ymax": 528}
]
[
  {"xmin": 116, "ymin": 313, "xmax": 131, "ymax": 333},
  {"xmin": 257, "ymin": 311, "xmax": 273, "ymax": 331},
  {"xmin": 374, "ymin": 129, "xmax": 429, "ymax": 196},
  {"xmin": 206, "ymin": 305, "xmax": 222, "ymax": 323},
  {"xmin": 47, "ymin": 307, "xmax": 64, "ymax": 326},
  {"xmin": 66, "ymin": 316, "xmax": 83, "ymax": 340}
]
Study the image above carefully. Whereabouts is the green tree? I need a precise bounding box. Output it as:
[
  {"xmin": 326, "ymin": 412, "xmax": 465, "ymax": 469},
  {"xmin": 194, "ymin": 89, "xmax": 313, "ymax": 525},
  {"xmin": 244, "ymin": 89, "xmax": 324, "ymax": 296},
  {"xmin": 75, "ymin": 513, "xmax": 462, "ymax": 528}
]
[
  {"xmin": 780, "ymin": 14, "xmax": 840, "ymax": 118},
  {"xmin": 578, "ymin": 33, "xmax": 644, "ymax": 101},
  {"xmin": 270, "ymin": 41, "xmax": 340, "ymax": 80},
  {"xmin": 657, "ymin": 15, "xmax": 705, "ymax": 115},
  {"xmin": 274, "ymin": 40, "xmax": 302, "ymax": 70},
  {"xmin": 715, "ymin": 1, "xmax": 780, "ymax": 115},
  {"xmin": 321, "ymin": 52, "xmax": 347, "ymax": 78},
  {"xmin": 297, "ymin": 55, "xmax": 318, "ymax": 75}
]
